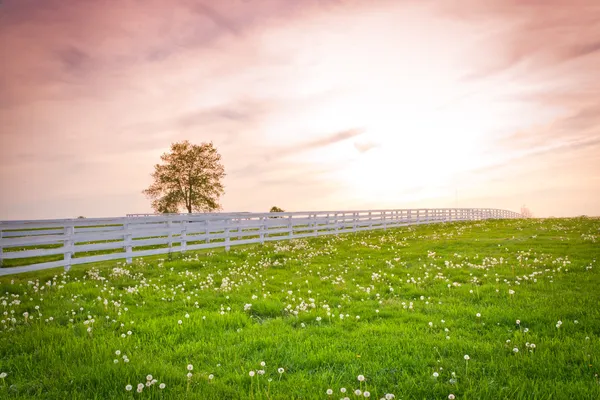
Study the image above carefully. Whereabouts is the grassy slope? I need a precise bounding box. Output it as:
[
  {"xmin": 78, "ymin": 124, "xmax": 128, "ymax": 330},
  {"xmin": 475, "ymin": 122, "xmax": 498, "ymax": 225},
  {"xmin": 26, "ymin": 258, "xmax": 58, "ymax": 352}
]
[{"xmin": 0, "ymin": 218, "xmax": 599, "ymax": 400}]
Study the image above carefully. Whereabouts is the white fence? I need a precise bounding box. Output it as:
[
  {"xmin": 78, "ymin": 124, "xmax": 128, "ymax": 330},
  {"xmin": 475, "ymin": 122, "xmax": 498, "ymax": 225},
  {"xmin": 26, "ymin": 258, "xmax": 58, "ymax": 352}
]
[{"xmin": 0, "ymin": 208, "xmax": 522, "ymax": 276}]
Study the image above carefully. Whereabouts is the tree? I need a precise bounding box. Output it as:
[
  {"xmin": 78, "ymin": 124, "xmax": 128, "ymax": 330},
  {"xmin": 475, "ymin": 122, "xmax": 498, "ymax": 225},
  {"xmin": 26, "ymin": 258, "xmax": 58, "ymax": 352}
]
[
  {"xmin": 143, "ymin": 140, "xmax": 226, "ymax": 214},
  {"xmin": 270, "ymin": 206, "xmax": 285, "ymax": 213},
  {"xmin": 520, "ymin": 205, "xmax": 533, "ymax": 218}
]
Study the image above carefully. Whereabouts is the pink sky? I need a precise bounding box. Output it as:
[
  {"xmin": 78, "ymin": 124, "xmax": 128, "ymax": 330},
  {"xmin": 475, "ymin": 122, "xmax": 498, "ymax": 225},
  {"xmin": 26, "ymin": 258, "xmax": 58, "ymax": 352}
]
[{"xmin": 1, "ymin": 0, "xmax": 599, "ymax": 219}]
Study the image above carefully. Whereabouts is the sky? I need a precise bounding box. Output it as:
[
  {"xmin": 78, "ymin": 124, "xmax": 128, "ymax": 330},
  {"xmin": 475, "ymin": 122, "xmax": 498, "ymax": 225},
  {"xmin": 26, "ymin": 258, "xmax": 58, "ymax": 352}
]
[{"xmin": 0, "ymin": 0, "xmax": 599, "ymax": 220}]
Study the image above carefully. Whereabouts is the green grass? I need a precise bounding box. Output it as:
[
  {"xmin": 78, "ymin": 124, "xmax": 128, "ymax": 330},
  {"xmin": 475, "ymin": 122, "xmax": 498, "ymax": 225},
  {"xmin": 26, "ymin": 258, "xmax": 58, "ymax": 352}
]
[{"xmin": 0, "ymin": 217, "xmax": 599, "ymax": 399}]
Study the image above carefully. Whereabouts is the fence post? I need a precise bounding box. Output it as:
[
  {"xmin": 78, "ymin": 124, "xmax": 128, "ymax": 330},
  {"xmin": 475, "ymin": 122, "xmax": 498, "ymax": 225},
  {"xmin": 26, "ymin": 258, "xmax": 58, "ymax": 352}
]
[
  {"xmin": 181, "ymin": 220, "xmax": 188, "ymax": 253},
  {"xmin": 382, "ymin": 211, "xmax": 387, "ymax": 230},
  {"xmin": 368, "ymin": 211, "xmax": 373, "ymax": 229},
  {"xmin": 124, "ymin": 220, "xmax": 132, "ymax": 264},
  {"xmin": 205, "ymin": 219, "xmax": 210, "ymax": 244},
  {"xmin": 260, "ymin": 217, "xmax": 265, "ymax": 244},
  {"xmin": 313, "ymin": 214, "xmax": 318, "ymax": 236},
  {"xmin": 335, "ymin": 213, "xmax": 339, "ymax": 232},
  {"xmin": 353, "ymin": 212, "xmax": 357, "ymax": 233},
  {"xmin": 167, "ymin": 217, "xmax": 173, "ymax": 250},
  {"xmin": 288, "ymin": 215, "xmax": 293, "ymax": 238},
  {"xmin": 62, "ymin": 222, "xmax": 75, "ymax": 271},
  {"xmin": 0, "ymin": 226, "xmax": 3, "ymax": 268},
  {"xmin": 225, "ymin": 218, "xmax": 230, "ymax": 251}
]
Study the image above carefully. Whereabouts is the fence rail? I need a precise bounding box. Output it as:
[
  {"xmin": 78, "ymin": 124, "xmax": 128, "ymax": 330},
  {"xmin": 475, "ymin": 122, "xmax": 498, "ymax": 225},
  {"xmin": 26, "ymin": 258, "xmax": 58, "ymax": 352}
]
[{"xmin": 0, "ymin": 208, "xmax": 522, "ymax": 276}]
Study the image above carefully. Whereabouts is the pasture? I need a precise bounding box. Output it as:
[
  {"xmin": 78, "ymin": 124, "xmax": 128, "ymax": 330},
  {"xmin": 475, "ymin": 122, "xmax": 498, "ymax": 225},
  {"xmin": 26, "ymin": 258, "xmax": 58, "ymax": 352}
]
[{"xmin": 0, "ymin": 217, "xmax": 599, "ymax": 399}]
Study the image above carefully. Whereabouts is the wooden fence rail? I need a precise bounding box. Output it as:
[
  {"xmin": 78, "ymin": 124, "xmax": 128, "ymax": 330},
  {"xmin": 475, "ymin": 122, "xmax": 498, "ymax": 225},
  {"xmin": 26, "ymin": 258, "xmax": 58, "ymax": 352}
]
[{"xmin": 0, "ymin": 208, "xmax": 522, "ymax": 276}]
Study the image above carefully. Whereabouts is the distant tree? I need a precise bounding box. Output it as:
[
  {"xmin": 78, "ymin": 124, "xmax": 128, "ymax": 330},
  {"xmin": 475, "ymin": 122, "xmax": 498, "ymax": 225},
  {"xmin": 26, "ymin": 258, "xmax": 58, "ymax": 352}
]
[
  {"xmin": 143, "ymin": 140, "xmax": 226, "ymax": 214},
  {"xmin": 520, "ymin": 205, "xmax": 533, "ymax": 218},
  {"xmin": 269, "ymin": 206, "xmax": 285, "ymax": 218},
  {"xmin": 77, "ymin": 216, "xmax": 86, "ymax": 219}
]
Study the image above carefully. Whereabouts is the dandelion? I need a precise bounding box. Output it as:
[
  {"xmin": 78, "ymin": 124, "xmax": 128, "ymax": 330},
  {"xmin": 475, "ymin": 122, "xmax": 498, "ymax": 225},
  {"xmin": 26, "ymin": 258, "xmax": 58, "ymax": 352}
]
[
  {"xmin": 115, "ymin": 350, "xmax": 121, "ymax": 356},
  {"xmin": 260, "ymin": 361, "xmax": 266, "ymax": 367},
  {"xmin": 364, "ymin": 391, "xmax": 370, "ymax": 397},
  {"xmin": 137, "ymin": 383, "xmax": 144, "ymax": 392},
  {"xmin": 127, "ymin": 331, "xmax": 132, "ymax": 335},
  {"xmin": 178, "ymin": 320, "xmax": 183, "ymax": 325},
  {"xmin": 208, "ymin": 374, "xmax": 214, "ymax": 380},
  {"xmin": 146, "ymin": 375, "xmax": 153, "ymax": 381},
  {"xmin": 513, "ymin": 348, "xmax": 519, "ymax": 353},
  {"xmin": 448, "ymin": 395, "xmax": 455, "ymax": 400},
  {"xmin": 159, "ymin": 383, "xmax": 166, "ymax": 389},
  {"xmin": 464, "ymin": 355, "xmax": 470, "ymax": 361},
  {"xmin": 358, "ymin": 374, "xmax": 365, "ymax": 382},
  {"xmin": 125, "ymin": 384, "xmax": 132, "ymax": 391},
  {"xmin": 327, "ymin": 389, "xmax": 333, "ymax": 395},
  {"xmin": 258, "ymin": 370, "xmax": 265, "ymax": 375},
  {"xmin": 341, "ymin": 388, "xmax": 347, "ymax": 393},
  {"xmin": 433, "ymin": 372, "xmax": 439, "ymax": 378},
  {"xmin": 509, "ymin": 289, "xmax": 515, "ymax": 295},
  {"xmin": 185, "ymin": 314, "xmax": 189, "ymax": 318},
  {"xmin": 428, "ymin": 322, "xmax": 433, "ymax": 327},
  {"xmin": 113, "ymin": 359, "xmax": 118, "ymax": 364},
  {"xmin": 385, "ymin": 394, "xmax": 395, "ymax": 400},
  {"xmin": 278, "ymin": 367, "xmax": 285, "ymax": 374},
  {"xmin": 355, "ymin": 389, "xmax": 362, "ymax": 396},
  {"xmin": 476, "ymin": 313, "xmax": 481, "ymax": 318},
  {"xmin": 187, "ymin": 364, "xmax": 193, "ymax": 371},
  {"xmin": 249, "ymin": 370, "xmax": 255, "ymax": 377},
  {"xmin": 187, "ymin": 372, "xmax": 192, "ymax": 379},
  {"xmin": 516, "ymin": 320, "xmax": 521, "ymax": 325}
]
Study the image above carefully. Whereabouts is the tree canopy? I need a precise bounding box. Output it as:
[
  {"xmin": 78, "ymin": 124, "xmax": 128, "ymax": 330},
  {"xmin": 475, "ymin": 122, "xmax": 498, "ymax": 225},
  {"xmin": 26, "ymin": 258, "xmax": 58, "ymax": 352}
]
[
  {"xmin": 270, "ymin": 206, "xmax": 285, "ymax": 213},
  {"xmin": 143, "ymin": 140, "xmax": 226, "ymax": 214}
]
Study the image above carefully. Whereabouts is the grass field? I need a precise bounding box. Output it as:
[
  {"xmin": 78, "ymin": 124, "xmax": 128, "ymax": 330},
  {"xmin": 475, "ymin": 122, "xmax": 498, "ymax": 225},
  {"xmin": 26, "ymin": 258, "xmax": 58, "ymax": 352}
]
[{"xmin": 0, "ymin": 217, "xmax": 599, "ymax": 399}]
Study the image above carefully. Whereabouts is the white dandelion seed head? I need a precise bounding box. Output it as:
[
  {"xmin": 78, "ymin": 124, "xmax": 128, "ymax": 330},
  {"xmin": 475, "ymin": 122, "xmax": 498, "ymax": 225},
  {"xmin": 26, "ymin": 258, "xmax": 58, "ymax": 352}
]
[
  {"xmin": 278, "ymin": 368, "xmax": 285, "ymax": 374},
  {"xmin": 249, "ymin": 370, "xmax": 255, "ymax": 377},
  {"xmin": 208, "ymin": 374, "xmax": 214, "ymax": 380},
  {"xmin": 187, "ymin": 372, "xmax": 192, "ymax": 378},
  {"xmin": 357, "ymin": 374, "xmax": 365, "ymax": 382},
  {"xmin": 363, "ymin": 391, "xmax": 370, "ymax": 398},
  {"xmin": 260, "ymin": 361, "xmax": 266, "ymax": 367},
  {"xmin": 125, "ymin": 384, "xmax": 132, "ymax": 391},
  {"xmin": 385, "ymin": 394, "xmax": 395, "ymax": 400},
  {"xmin": 340, "ymin": 388, "xmax": 347, "ymax": 393},
  {"xmin": 464, "ymin": 355, "xmax": 470, "ymax": 360},
  {"xmin": 448, "ymin": 395, "xmax": 455, "ymax": 400},
  {"xmin": 326, "ymin": 389, "xmax": 333, "ymax": 395},
  {"xmin": 146, "ymin": 375, "xmax": 153, "ymax": 381},
  {"xmin": 187, "ymin": 364, "xmax": 193, "ymax": 371},
  {"xmin": 355, "ymin": 389, "xmax": 362, "ymax": 396},
  {"xmin": 433, "ymin": 372, "xmax": 439, "ymax": 377},
  {"xmin": 159, "ymin": 383, "xmax": 166, "ymax": 389}
]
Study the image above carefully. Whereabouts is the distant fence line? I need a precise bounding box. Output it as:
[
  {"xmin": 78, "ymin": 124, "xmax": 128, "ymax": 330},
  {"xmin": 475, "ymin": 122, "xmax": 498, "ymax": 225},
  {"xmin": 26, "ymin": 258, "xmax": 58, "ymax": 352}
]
[{"xmin": 0, "ymin": 208, "xmax": 522, "ymax": 276}]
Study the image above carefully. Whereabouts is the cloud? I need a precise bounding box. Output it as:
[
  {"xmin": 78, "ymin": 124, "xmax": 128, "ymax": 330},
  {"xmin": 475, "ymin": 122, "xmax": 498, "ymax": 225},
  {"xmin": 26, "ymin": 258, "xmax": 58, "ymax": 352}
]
[{"xmin": 353, "ymin": 141, "xmax": 379, "ymax": 153}]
